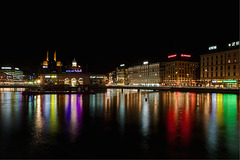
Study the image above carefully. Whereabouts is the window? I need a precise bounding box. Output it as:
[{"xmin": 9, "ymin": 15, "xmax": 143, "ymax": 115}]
[
  {"xmin": 228, "ymin": 65, "xmax": 230, "ymax": 69},
  {"xmin": 228, "ymin": 72, "xmax": 230, "ymax": 76},
  {"xmin": 216, "ymin": 56, "xmax": 218, "ymax": 59},
  {"xmin": 216, "ymin": 72, "xmax": 218, "ymax": 77},
  {"xmin": 216, "ymin": 66, "xmax": 218, "ymax": 70},
  {"xmin": 233, "ymin": 72, "xmax": 236, "ymax": 76},
  {"xmin": 228, "ymin": 60, "xmax": 231, "ymax": 63},
  {"xmin": 233, "ymin": 65, "xmax": 236, "ymax": 69}
]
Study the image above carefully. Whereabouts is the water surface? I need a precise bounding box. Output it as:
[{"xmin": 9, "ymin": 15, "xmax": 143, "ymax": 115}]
[{"xmin": 0, "ymin": 88, "xmax": 239, "ymax": 158}]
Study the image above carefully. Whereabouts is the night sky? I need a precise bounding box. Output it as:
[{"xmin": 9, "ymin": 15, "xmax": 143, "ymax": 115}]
[{"xmin": 0, "ymin": 1, "xmax": 239, "ymax": 74}]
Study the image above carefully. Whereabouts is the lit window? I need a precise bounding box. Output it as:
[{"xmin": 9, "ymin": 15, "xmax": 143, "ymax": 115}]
[{"xmin": 228, "ymin": 60, "xmax": 231, "ymax": 63}]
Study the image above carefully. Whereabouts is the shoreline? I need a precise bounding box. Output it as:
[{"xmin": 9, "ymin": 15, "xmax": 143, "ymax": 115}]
[{"xmin": 0, "ymin": 85, "xmax": 239, "ymax": 94}]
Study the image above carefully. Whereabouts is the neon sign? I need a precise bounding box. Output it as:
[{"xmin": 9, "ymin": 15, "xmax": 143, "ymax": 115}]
[
  {"xmin": 1, "ymin": 67, "xmax": 11, "ymax": 70},
  {"xmin": 168, "ymin": 54, "xmax": 177, "ymax": 58},
  {"xmin": 66, "ymin": 69, "xmax": 82, "ymax": 73},
  {"xmin": 228, "ymin": 41, "xmax": 239, "ymax": 47},
  {"xmin": 208, "ymin": 46, "xmax": 217, "ymax": 50},
  {"xmin": 181, "ymin": 54, "xmax": 191, "ymax": 57},
  {"xmin": 223, "ymin": 80, "xmax": 237, "ymax": 83}
]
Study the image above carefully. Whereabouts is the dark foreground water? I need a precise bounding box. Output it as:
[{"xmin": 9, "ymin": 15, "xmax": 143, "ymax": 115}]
[{"xmin": 0, "ymin": 88, "xmax": 239, "ymax": 159}]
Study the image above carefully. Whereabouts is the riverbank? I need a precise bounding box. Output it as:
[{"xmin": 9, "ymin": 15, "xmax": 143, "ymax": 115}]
[{"xmin": 105, "ymin": 85, "xmax": 239, "ymax": 94}]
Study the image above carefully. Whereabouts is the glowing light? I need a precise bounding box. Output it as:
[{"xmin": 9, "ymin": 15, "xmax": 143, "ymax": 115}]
[
  {"xmin": 208, "ymin": 46, "xmax": 217, "ymax": 50},
  {"xmin": 181, "ymin": 54, "xmax": 191, "ymax": 57},
  {"xmin": 51, "ymin": 75, "xmax": 57, "ymax": 78},
  {"xmin": 222, "ymin": 80, "xmax": 237, "ymax": 83},
  {"xmin": 168, "ymin": 54, "xmax": 177, "ymax": 58},
  {"xmin": 66, "ymin": 69, "xmax": 82, "ymax": 73},
  {"xmin": 1, "ymin": 67, "xmax": 11, "ymax": 69},
  {"xmin": 90, "ymin": 76, "xmax": 104, "ymax": 79},
  {"xmin": 143, "ymin": 61, "xmax": 148, "ymax": 65},
  {"xmin": 228, "ymin": 41, "xmax": 239, "ymax": 47}
]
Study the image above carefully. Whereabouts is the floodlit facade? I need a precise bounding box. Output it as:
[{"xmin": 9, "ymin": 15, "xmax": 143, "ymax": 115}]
[
  {"xmin": 0, "ymin": 67, "xmax": 23, "ymax": 81},
  {"xmin": 200, "ymin": 41, "xmax": 240, "ymax": 87},
  {"xmin": 39, "ymin": 52, "xmax": 106, "ymax": 87},
  {"xmin": 164, "ymin": 61, "xmax": 199, "ymax": 86},
  {"xmin": 115, "ymin": 64, "xmax": 128, "ymax": 85},
  {"xmin": 128, "ymin": 62, "xmax": 163, "ymax": 86}
]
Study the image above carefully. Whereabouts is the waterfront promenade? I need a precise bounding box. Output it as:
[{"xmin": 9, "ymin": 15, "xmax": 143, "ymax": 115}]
[
  {"xmin": 0, "ymin": 84, "xmax": 238, "ymax": 94},
  {"xmin": 105, "ymin": 85, "xmax": 239, "ymax": 94}
]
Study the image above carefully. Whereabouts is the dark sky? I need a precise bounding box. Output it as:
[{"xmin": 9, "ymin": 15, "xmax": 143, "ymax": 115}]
[{"xmin": 0, "ymin": 1, "xmax": 239, "ymax": 74}]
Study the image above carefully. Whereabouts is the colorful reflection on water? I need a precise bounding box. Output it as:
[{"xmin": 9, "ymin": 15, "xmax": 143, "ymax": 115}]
[{"xmin": 0, "ymin": 89, "xmax": 239, "ymax": 158}]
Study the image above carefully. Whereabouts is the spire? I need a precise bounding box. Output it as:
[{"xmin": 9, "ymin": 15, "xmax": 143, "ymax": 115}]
[
  {"xmin": 46, "ymin": 51, "xmax": 49, "ymax": 61},
  {"xmin": 72, "ymin": 58, "xmax": 77, "ymax": 67},
  {"xmin": 54, "ymin": 51, "xmax": 56, "ymax": 61}
]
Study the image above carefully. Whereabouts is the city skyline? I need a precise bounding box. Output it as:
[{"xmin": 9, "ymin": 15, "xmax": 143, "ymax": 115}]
[{"xmin": 0, "ymin": 1, "xmax": 238, "ymax": 74}]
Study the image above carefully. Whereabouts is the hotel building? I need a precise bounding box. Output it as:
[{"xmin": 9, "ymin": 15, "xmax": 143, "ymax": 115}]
[
  {"xmin": 127, "ymin": 62, "xmax": 163, "ymax": 86},
  {"xmin": 200, "ymin": 41, "xmax": 240, "ymax": 87},
  {"xmin": 164, "ymin": 54, "xmax": 199, "ymax": 86}
]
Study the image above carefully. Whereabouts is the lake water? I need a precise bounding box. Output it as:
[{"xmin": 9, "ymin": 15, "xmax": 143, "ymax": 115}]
[{"xmin": 0, "ymin": 88, "xmax": 239, "ymax": 158}]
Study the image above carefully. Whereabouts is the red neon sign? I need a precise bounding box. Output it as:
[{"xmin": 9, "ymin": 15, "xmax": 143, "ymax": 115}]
[
  {"xmin": 168, "ymin": 54, "xmax": 177, "ymax": 58},
  {"xmin": 181, "ymin": 54, "xmax": 191, "ymax": 57}
]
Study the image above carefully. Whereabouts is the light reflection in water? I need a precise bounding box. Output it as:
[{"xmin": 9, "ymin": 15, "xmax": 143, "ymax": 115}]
[
  {"xmin": 0, "ymin": 89, "xmax": 238, "ymax": 158},
  {"xmin": 141, "ymin": 93, "xmax": 149, "ymax": 137}
]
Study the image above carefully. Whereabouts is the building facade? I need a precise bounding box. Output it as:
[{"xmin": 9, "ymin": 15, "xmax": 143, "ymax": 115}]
[
  {"xmin": 164, "ymin": 53, "xmax": 199, "ymax": 86},
  {"xmin": 200, "ymin": 43, "xmax": 240, "ymax": 87},
  {"xmin": 0, "ymin": 67, "xmax": 23, "ymax": 81},
  {"xmin": 128, "ymin": 62, "xmax": 162, "ymax": 86},
  {"xmin": 39, "ymin": 73, "xmax": 106, "ymax": 87},
  {"xmin": 116, "ymin": 64, "xmax": 128, "ymax": 85}
]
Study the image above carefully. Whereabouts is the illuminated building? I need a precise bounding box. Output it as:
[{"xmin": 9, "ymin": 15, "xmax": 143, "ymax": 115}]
[
  {"xmin": 128, "ymin": 62, "xmax": 164, "ymax": 86},
  {"xmin": 0, "ymin": 72, "xmax": 13, "ymax": 82},
  {"xmin": 0, "ymin": 67, "xmax": 23, "ymax": 81},
  {"xmin": 39, "ymin": 52, "xmax": 106, "ymax": 87},
  {"xmin": 164, "ymin": 54, "xmax": 199, "ymax": 86},
  {"xmin": 40, "ymin": 51, "xmax": 62, "ymax": 73},
  {"xmin": 116, "ymin": 64, "xmax": 128, "ymax": 85},
  {"xmin": 200, "ymin": 41, "xmax": 240, "ymax": 87},
  {"xmin": 108, "ymin": 70, "xmax": 116, "ymax": 85}
]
